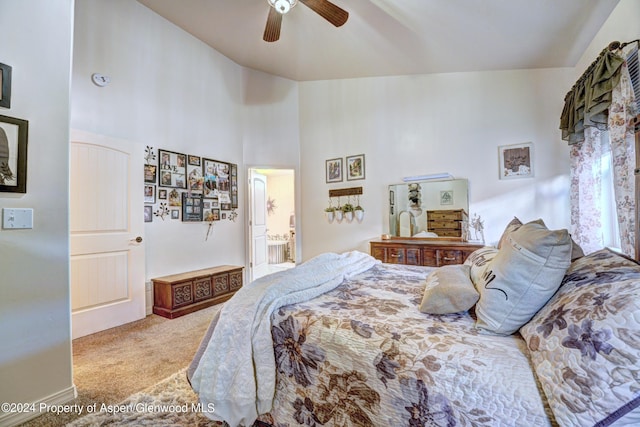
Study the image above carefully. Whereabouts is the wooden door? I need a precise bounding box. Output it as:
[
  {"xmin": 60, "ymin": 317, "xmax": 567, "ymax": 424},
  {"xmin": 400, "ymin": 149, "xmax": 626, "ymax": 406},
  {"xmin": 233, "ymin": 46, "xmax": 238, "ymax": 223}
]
[
  {"xmin": 70, "ymin": 130, "xmax": 145, "ymax": 339},
  {"xmin": 250, "ymin": 170, "xmax": 269, "ymax": 281}
]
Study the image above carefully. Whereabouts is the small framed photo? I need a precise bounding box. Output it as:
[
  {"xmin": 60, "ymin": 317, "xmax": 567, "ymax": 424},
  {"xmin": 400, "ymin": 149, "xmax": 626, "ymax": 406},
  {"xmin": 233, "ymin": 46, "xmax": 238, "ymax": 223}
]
[
  {"xmin": 144, "ymin": 164, "xmax": 157, "ymax": 183},
  {"xmin": 499, "ymin": 142, "xmax": 534, "ymax": 179},
  {"xmin": 325, "ymin": 158, "xmax": 342, "ymax": 183},
  {"xmin": 212, "ymin": 208, "xmax": 220, "ymax": 221},
  {"xmin": 0, "ymin": 63, "xmax": 12, "ymax": 109},
  {"xmin": 0, "ymin": 114, "xmax": 28, "ymax": 193},
  {"xmin": 220, "ymin": 202, "xmax": 231, "ymax": 211},
  {"xmin": 158, "ymin": 149, "xmax": 186, "ymax": 188},
  {"xmin": 144, "ymin": 205, "xmax": 153, "ymax": 222},
  {"xmin": 440, "ymin": 190, "xmax": 453, "ymax": 205},
  {"xmin": 144, "ymin": 184, "xmax": 156, "ymax": 204},
  {"xmin": 171, "ymin": 209, "xmax": 179, "ymax": 219},
  {"xmin": 188, "ymin": 155, "xmax": 201, "ymax": 166},
  {"xmin": 346, "ymin": 154, "xmax": 365, "ymax": 181},
  {"xmin": 158, "ymin": 189, "xmax": 167, "ymax": 199}
]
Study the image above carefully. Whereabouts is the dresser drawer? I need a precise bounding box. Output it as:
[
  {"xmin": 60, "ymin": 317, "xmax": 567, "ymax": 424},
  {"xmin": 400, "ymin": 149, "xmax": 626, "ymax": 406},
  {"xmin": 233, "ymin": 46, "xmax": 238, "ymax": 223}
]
[{"xmin": 436, "ymin": 250, "xmax": 464, "ymax": 265}]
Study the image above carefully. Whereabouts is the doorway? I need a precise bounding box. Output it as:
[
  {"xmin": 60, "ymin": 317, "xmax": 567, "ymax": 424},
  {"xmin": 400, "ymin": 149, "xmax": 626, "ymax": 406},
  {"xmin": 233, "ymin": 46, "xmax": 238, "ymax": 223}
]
[{"xmin": 248, "ymin": 167, "xmax": 297, "ymax": 282}]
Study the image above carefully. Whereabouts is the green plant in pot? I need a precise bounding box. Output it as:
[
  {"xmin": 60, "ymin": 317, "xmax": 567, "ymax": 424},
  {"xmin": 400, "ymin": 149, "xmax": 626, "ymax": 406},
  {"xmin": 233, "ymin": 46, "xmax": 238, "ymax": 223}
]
[
  {"xmin": 342, "ymin": 203, "xmax": 355, "ymax": 222},
  {"xmin": 354, "ymin": 204, "xmax": 364, "ymax": 222},
  {"xmin": 324, "ymin": 206, "xmax": 336, "ymax": 223}
]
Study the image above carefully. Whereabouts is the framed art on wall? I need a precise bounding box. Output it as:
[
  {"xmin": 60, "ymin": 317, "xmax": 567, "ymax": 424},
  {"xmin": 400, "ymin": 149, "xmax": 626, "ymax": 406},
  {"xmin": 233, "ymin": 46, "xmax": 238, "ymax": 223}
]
[
  {"xmin": 187, "ymin": 157, "xmax": 204, "ymax": 194},
  {"xmin": 144, "ymin": 164, "xmax": 157, "ymax": 183},
  {"xmin": 499, "ymin": 142, "xmax": 534, "ymax": 179},
  {"xmin": 144, "ymin": 206, "xmax": 153, "ymax": 222},
  {"xmin": 202, "ymin": 158, "xmax": 230, "ymax": 200},
  {"xmin": 325, "ymin": 158, "xmax": 342, "ymax": 183},
  {"xmin": 346, "ymin": 154, "xmax": 365, "ymax": 181},
  {"xmin": 0, "ymin": 63, "xmax": 12, "ymax": 109},
  {"xmin": 158, "ymin": 149, "xmax": 186, "ymax": 188},
  {"xmin": 182, "ymin": 192, "xmax": 203, "ymax": 222},
  {"xmin": 0, "ymin": 114, "xmax": 28, "ymax": 193},
  {"xmin": 144, "ymin": 184, "xmax": 156, "ymax": 204},
  {"xmin": 230, "ymin": 163, "xmax": 238, "ymax": 208}
]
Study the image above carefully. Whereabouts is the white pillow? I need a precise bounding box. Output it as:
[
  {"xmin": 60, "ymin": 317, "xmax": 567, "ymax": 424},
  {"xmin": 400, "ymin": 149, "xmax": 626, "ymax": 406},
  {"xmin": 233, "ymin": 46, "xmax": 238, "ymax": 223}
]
[
  {"xmin": 474, "ymin": 221, "xmax": 572, "ymax": 335},
  {"xmin": 419, "ymin": 264, "xmax": 479, "ymax": 314}
]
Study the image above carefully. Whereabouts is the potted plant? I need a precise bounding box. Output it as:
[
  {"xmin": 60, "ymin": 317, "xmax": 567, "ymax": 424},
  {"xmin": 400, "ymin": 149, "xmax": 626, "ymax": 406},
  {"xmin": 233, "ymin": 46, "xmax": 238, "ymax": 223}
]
[
  {"xmin": 324, "ymin": 206, "xmax": 336, "ymax": 224},
  {"xmin": 342, "ymin": 203, "xmax": 355, "ymax": 222},
  {"xmin": 354, "ymin": 204, "xmax": 364, "ymax": 222}
]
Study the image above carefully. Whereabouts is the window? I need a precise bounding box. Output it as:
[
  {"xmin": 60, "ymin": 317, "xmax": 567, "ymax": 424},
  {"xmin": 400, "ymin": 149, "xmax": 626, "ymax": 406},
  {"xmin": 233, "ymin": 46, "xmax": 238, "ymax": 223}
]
[{"xmin": 599, "ymin": 131, "xmax": 621, "ymax": 251}]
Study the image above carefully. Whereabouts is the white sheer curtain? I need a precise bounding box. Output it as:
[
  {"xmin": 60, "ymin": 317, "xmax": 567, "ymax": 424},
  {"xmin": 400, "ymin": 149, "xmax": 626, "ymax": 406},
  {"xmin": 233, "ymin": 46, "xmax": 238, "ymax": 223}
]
[{"xmin": 569, "ymin": 63, "xmax": 637, "ymax": 256}]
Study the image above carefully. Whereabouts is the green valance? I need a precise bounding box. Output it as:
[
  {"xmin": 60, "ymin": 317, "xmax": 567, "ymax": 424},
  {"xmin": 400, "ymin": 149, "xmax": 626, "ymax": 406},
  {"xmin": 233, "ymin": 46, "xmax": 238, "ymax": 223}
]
[{"xmin": 560, "ymin": 46, "xmax": 625, "ymax": 144}]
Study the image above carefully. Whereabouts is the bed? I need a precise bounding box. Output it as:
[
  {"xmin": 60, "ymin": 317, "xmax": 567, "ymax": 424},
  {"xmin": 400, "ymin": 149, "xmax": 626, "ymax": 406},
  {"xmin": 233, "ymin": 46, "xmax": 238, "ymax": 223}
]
[{"xmin": 188, "ymin": 222, "xmax": 640, "ymax": 427}]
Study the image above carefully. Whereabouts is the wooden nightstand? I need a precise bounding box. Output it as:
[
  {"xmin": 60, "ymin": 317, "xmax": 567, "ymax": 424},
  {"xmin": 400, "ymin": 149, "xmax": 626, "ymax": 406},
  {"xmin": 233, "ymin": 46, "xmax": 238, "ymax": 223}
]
[{"xmin": 370, "ymin": 239, "xmax": 484, "ymax": 267}]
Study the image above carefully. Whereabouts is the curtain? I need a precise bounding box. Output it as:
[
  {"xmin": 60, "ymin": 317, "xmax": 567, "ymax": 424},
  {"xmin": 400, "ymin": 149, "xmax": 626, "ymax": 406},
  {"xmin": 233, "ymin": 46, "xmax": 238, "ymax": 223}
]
[
  {"xmin": 608, "ymin": 63, "xmax": 637, "ymax": 256},
  {"xmin": 569, "ymin": 126, "xmax": 605, "ymax": 254},
  {"xmin": 560, "ymin": 48, "xmax": 625, "ymax": 144}
]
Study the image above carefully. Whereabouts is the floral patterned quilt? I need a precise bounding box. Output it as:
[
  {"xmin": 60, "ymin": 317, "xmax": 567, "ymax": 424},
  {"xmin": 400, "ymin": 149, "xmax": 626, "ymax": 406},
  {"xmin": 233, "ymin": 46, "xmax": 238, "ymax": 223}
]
[{"xmin": 252, "ymin": 263, "xmax": 553, "ymax": 427}]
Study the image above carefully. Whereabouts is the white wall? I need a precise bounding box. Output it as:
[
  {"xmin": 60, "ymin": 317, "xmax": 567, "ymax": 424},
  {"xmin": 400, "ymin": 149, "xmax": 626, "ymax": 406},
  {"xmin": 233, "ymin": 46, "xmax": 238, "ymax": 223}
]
[
  {"xmin": 0, "ymin": 1, "xmax": 74, "ymax": 425},
  {"xmin": 72, "ymin": 0, "xmax": 301, "ymax": 279},
  {"xmin": 299, "ymin": 68, "xmax": 575, "ymax": 259}
]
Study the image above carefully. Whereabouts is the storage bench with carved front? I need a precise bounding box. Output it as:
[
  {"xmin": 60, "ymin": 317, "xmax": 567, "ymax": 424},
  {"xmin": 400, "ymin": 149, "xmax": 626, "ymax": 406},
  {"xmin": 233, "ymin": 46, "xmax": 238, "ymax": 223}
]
[{"xmin": 152, "ymin": 265, "xmax": 243, "ymax": 319}]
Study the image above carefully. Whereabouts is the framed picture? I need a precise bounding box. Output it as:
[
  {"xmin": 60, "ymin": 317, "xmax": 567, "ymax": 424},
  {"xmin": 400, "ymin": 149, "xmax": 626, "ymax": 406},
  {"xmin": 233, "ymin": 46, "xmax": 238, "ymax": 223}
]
[
  {"xmin": 440, "ymin": 190, "xmax": 454, "ymax": 205},
  {"xmin": 144, "ymin": 164, "xmax": 157, "ymax": 183},
  {"xmin": 144, "ymin": 205, "xmax": 153, "ymax": 222},
  {"xmin": 187, "ymin": 162, "xmax": 204, "ymax": 194},
  {"xmin": 168, "ymin": 189, "xmax": 181, "ymax": 206},
  {"xmin": 158, "ymin": 189, "xmax": 167, "ymax": 200},
  {"xmin": 230, "ymin": 163, "xmax": 238, "ymax": 208},
  {"xmin": 182, "ymin": 192, "xmax": 203, "ymax": 222},
  {"xmin": 0, "ymin": 63, "xmax": 12, "ymax": 109},
  {"xmin": 325, "ymin": 158, "xmax": 342, "ymax": 183},
  {"xmin": 346, "ymin": 154, "xmax": 365, "ymax": 181},
  {"xmin": 202, "ymin": 158, "xmax": 230, "ymax": 199},
  {"xmin": 499, "ymin": 142, "xmax": 534, "ymax": 179},
  {"xmin": 144, "ymin": 184, "xmax": 156, "ymax": 204},
  {"xmin": 211, "ymin": 208, "xmax": 220, "ymax": 221},
  {"xmin": 171, "ymin": 209, "xmax": 180, "ymax": 219},
  {"xmin": 188, "ymin": 155, "xmax": 201, "ymax": 166},
  {"xmin": 211, "ymin": 198, "xmax": 219, "ymax": 208},
  {"xmin": 220, "ymin": 202, "xmax": 231, "ymax": 211},
  {"xmin": 158, "ymin": 149, "xmax": 186, "ymax": 188},
  {"xmin": 0, "ymin": 115, "xmax": 28, "ymax": 193}
]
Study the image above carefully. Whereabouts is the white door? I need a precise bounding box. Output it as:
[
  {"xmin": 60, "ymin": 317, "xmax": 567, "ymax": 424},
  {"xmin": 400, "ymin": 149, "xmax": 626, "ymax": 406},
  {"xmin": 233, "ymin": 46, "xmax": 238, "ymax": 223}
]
[
  {"xmin": 250, "ymin": 170, "xmax": 269, "ymax": 281},
  {"xmin": 70, "ymin": 129, "xmax": 146, "ymax": 339}
]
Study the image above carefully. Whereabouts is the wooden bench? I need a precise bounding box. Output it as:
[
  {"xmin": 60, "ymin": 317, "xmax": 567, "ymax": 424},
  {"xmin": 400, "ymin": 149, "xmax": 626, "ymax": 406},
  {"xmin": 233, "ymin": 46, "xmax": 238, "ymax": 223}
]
[{"xmin": 152, "ymin": 265, "xmax": 243, "ymax": 319}]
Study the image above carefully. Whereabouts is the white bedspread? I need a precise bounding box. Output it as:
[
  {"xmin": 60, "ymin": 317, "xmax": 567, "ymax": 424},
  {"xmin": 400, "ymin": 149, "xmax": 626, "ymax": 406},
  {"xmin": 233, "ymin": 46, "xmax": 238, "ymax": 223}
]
[{"xmin": 190, "ymin": 250, "xmax": 379, "ymax": 427}]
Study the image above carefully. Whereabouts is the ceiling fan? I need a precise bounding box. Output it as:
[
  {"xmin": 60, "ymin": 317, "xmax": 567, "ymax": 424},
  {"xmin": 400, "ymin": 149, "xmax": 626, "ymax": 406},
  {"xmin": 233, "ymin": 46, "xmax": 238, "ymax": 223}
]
[{"xmin": 263, "ymin": 0, "xmax": 348, "ymax": 42}]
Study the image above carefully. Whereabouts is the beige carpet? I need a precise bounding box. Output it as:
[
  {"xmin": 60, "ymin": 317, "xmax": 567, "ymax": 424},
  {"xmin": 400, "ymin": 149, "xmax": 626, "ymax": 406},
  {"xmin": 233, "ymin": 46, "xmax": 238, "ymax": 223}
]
[{"xmin": 19, "ymin": 304, "xmax": 222, "ymax": 427}]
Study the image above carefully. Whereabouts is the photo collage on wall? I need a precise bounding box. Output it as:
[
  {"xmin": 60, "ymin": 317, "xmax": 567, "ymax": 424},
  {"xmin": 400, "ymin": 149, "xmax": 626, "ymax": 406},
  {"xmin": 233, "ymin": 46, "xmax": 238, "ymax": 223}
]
[{"xmin": 144, "ymin": 147, "xmax": 238, "ymax": 223}]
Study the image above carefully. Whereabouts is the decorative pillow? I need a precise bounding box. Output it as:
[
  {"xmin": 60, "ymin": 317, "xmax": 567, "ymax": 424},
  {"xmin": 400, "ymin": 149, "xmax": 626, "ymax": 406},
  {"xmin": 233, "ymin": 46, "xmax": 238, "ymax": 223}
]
[
  {"xmin": 520, "ymin": 249, "xmax": 640, "ymax": 427},
  {"xmin": 474, "ymin": 221, "xmax": 572, "ymax": 335},
  {"xmin": 419, "ymin": 264, "xmax": 479, "ymax": 314},
  {"xmin": 498, "ymin": 217, "xmax": 584, "ymax": 260},
  {"xmin": 463, "ymin": 246, "xmax": 499, "ymax": 286}
]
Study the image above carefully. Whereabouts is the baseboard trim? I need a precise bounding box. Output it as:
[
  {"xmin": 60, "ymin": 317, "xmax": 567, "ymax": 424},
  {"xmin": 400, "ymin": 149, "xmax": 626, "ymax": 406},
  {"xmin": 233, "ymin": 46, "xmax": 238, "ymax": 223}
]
[{"xmin": 0, "ymin": 384, "xmax": 77, "ymax": 427}]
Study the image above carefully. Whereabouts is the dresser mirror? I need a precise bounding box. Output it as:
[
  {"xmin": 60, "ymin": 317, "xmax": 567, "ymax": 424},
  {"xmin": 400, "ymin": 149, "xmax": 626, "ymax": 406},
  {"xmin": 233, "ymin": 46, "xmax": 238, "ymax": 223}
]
[{"xmin": 388, "ymin": 179, "xmax": 469, "ymax": 239}]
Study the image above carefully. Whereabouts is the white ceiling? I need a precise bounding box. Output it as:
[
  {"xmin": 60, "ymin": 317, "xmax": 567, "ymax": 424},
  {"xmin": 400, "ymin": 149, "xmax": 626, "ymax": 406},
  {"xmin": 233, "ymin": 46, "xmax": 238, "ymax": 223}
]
[{"xmin": 136, "ymin": 0, "xmax": 619, "ymax": 82}]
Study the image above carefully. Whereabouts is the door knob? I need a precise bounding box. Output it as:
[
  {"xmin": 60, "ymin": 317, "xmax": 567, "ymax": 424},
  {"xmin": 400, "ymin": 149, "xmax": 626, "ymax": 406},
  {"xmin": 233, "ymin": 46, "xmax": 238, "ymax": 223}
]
[{"xmin": 131, "ymin": 236, "xmax": 143, "ymax": 243}]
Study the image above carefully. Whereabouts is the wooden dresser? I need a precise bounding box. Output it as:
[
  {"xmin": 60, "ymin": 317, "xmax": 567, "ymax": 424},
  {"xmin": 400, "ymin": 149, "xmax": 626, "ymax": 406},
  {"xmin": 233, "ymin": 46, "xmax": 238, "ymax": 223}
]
[
  {"xmin": 370, "ymin": 239, "xmax": 484, "ymax": 267},
  {"xmin": 152, "ymin": 265, "xmax": 243, "ymax": 319},
  {"xmin": 426, "ymin": 209, "xmax": 468, "ymax": 238}
]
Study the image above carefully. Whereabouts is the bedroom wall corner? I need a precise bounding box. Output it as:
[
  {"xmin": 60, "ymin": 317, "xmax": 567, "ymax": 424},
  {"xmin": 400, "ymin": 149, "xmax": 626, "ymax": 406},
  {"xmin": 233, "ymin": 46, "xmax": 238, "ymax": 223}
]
[{"xmin": 0, "ymin": 1, "xmax": 74, "ymax": 426}]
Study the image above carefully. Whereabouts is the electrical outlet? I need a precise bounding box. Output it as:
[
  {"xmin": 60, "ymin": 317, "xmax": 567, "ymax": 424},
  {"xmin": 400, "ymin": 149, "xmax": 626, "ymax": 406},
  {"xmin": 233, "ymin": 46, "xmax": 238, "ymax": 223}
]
[{"xmin": 2, "ymin": 208, "xmax": 34, "ymax": 229}]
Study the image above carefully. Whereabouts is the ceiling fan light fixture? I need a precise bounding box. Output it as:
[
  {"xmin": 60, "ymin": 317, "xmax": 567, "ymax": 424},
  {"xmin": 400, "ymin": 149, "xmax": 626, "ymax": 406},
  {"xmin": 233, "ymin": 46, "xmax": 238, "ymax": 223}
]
[{"xmin": 268, "ymin": 0, "xmax": 298, "ymax": 14}]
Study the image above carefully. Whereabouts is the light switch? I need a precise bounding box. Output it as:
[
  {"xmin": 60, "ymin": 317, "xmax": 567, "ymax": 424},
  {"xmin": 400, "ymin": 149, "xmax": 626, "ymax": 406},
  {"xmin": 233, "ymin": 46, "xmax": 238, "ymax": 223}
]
[{"xmin": 2, "ymin": 208, "xmax": 34, "ymax": 229}]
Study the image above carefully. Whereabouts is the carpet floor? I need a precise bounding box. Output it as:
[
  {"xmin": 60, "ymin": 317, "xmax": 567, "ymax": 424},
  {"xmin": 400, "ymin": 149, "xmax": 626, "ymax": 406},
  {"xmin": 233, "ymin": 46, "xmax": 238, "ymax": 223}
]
[{"xmin": 19, "ymin": 304, "xmax": 222, "ymax": 427}]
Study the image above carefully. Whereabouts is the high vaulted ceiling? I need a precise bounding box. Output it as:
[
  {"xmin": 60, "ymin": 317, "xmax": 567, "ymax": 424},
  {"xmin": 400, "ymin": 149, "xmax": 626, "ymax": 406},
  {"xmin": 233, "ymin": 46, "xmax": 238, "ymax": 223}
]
[{"xmin": 137, "ymin": 0, "xmax": 619, "ymax": 82}]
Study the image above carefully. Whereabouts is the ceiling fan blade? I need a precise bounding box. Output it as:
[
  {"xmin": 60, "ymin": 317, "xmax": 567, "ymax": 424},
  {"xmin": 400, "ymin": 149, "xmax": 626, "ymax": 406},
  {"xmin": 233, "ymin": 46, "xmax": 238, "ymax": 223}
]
[
  {"xmin": 300, "ymin": 0, "xmax": 348, "ymax": 27},
  {"xmin": 263, "ymin": 7, "xmax": 282, "ymax": 42}
]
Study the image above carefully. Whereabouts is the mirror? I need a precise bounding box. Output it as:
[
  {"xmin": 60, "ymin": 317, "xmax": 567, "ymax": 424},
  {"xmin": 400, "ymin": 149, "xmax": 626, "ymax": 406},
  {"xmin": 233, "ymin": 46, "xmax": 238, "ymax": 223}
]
[{"xmin": 388, "ymin": 179, "xmax": 469, "ymax": 239}]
